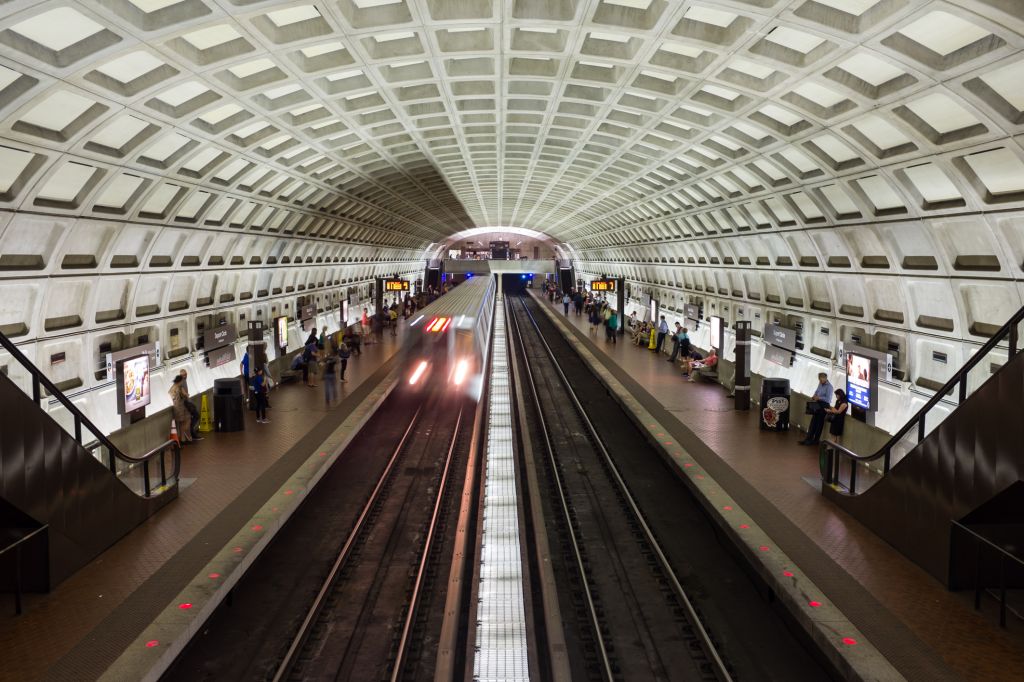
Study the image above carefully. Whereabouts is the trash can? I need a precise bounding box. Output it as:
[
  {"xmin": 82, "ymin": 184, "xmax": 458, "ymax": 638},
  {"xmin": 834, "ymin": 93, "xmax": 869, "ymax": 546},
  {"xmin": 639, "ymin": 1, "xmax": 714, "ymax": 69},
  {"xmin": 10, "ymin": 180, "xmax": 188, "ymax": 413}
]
[
  {"xmin": 213, "ymin": 378, "xmax": 245, "ymax": 432},
  {"xmin": 759, "ymin": 377, "xmax": 790, "ymax": 431}
]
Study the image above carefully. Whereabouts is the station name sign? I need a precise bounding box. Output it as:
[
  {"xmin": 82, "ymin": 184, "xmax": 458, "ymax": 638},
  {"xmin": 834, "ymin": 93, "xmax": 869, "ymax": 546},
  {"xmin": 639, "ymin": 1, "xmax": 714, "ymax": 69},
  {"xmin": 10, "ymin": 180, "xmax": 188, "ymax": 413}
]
[
  {"xmin": 589, "ymin": 279, "xmax": 616, "ymax": 292},
  {"xmin": 203, "ymin": 324, "xmax": 237, "ymax": 351},
  {"xmin": 764, "ymin": 323, "xmax": 797, "ymax": 352},
  {"xmin": 384, "ymin": 279, "xmax": 410, "ymax": 292}
]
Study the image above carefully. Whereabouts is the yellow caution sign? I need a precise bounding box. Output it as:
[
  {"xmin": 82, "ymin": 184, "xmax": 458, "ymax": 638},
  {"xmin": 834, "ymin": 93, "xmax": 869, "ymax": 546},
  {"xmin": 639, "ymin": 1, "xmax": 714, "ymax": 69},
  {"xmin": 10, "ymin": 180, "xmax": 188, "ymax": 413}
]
[
  {"xmin": 648, "ymin": 328, "xmax": 657, "ymax": 350},
  {"xmin": 198, "ymin": 393, "xmax": 214, "ymax": 433}
]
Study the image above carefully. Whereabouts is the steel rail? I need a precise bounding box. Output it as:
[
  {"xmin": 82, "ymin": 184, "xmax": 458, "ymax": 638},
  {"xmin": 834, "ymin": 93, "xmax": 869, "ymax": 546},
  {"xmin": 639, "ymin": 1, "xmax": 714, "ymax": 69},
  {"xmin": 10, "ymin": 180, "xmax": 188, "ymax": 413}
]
[
  {"xmin": 272, "ymin": 404, "xmax": 425, "ymax": 682},
  {"xmin": 506, "ymin": 297, "xmax": 615, "ymax": 682},
  {"xmin": 517, "ymin": 296, "xmax": 734, "ymax": 682},
  {"xmin": 390, "ymin": 406, "xmax": 466, "ymax": 681}
]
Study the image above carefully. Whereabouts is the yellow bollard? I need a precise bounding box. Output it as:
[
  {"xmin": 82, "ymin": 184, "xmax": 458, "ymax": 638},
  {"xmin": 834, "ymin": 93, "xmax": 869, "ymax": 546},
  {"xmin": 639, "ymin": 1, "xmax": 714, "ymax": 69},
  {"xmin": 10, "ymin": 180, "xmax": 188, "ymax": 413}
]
[
  {"xmin": 648, "ymin": 328, "xmax": 657, "ymax": 350},
  {"xmin": 198, "ymin": 393, "xmax": 214, "ymax": 433}
]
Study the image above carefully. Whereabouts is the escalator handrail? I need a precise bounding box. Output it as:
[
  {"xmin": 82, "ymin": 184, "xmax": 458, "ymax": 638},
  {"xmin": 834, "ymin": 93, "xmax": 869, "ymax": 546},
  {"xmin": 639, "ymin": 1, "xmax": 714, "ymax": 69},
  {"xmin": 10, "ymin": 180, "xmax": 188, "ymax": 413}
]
[
  {"xmin": 826, "ymin": 303, "xmax": 1024, "ymax": 470},
  {"xmin": 0, "ymin": 330, "xmax": 179, "ymax": 494}
]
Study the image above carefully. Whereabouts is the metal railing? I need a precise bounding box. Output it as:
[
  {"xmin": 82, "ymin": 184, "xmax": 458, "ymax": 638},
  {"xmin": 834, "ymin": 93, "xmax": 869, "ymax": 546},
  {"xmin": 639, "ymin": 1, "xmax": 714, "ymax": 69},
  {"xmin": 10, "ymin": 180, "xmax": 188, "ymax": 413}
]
[
  {"xmin": 953, "ymin": 521, "xmax": 1024, "ymax": 628},
  {"xmin": 822, "ymin": 304, "xmax": 1024, "ymax": 495},
  {"xmin": 0, "ymin": 330, "xmax": 180, "ymax": 498},
  {"xmin": 0, "ymin": 526, "xmax": 48, "ymax": 615}
]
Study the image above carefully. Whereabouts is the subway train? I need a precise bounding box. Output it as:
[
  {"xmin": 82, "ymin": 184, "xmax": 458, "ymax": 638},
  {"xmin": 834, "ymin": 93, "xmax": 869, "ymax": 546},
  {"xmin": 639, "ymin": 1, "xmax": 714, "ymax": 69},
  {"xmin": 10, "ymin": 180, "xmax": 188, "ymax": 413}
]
[{"xmin": 402, "ymin": 275, "xmax": 496, "ymax": 400}]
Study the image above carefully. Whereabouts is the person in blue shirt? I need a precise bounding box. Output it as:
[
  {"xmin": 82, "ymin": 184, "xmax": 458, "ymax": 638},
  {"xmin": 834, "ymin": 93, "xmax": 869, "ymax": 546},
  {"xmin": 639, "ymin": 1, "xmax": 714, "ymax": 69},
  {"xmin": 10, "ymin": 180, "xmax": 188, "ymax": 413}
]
[
  {"xmin": 799, "ymin": 372, "xmax": 834, "ymax": 446},
  {"xmin": 655, "ymin": 316, "xmax": 669, "ymax": 354},
  {"xmin": 252, "ymin": 368, "xmax": 269, "ymax": 424},
  {"xmin": 240, "ymin": 351, "xmax": 250, "ymax": 395}
]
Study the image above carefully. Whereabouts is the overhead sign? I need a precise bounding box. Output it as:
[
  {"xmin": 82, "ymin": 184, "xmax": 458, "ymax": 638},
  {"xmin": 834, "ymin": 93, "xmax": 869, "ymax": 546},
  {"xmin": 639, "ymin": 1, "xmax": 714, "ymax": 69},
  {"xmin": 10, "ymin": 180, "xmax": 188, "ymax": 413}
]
[
  {"xmin": 384, "ymin": 279, "xmax": 409, "ymax": 292},
  {"xmin": 300, "ymin": 304, "xmax": 316, "ymax": 321},
  {"xmin": 764, "ymin": 323, "xmax": 797, "ymax": 352},
  {"xmin": 763, "ymin": 344, "xmax": 794, "ymax": 367},
  {"xmin": 203, "ymin": 324, "xmax": 237, "ymax": 352},
  {"xmin": 590, "ymin": 279, "xmax": 616, "ymax": 292},
  {"xmin": 683, "ymin": 304, "xmax": 700, "ymax": 322},
  {"xmin": 207, "ymin": 344, "xmax": 236, "ymax": 369}
]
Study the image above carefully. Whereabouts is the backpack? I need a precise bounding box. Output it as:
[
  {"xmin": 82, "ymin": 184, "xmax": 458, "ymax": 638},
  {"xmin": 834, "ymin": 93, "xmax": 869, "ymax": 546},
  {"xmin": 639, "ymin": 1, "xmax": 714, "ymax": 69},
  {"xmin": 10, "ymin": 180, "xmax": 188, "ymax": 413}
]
[{"xmin": 339, "ymin": 344, "xmax": 351, "ymax": 360}]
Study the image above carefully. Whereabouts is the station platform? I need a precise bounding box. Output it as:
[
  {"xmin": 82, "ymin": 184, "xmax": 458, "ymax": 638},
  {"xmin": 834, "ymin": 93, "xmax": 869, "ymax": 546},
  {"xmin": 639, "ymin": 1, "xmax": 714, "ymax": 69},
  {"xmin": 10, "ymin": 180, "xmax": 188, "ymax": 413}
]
[
  {"xmin": 530, "ymin": 290, "xmax": 1024, "ymax": 682},
  {"xmin": 0, "ymin": 333, "xmax": 404, "ymax": 682}
]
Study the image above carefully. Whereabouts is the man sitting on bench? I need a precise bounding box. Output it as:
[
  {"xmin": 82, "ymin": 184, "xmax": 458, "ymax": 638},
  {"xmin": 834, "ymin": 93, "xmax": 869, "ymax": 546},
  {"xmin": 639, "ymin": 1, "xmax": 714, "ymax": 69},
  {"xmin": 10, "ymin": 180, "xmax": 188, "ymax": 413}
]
[{"xmin": 684, "ymin": 347, "xmax": 718, "ymax": 382}]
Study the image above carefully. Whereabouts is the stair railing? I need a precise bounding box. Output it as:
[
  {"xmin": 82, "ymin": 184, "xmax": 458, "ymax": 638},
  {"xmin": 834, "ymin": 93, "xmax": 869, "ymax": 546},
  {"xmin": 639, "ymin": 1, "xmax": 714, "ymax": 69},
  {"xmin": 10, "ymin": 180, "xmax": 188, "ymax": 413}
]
[
  {"xmin": 0, "ymin": 330, "xmax": 180, "ymax": 498},
  {"xmin": 822, "ymin": 303, "xmax": 1024, "ymax": 495}
]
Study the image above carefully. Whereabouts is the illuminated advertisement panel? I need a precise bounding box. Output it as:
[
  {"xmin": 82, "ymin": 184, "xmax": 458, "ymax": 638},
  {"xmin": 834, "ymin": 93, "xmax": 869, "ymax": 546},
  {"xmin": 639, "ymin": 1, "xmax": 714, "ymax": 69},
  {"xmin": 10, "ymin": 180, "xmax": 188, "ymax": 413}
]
[
  {"xmin": 709, "ymin": 315, "xmax": 723, "ymax": 350},
  {"xmin": 846, "ymin": 352, "xmax": 877, "ymax": 410},
  {"xmin": 276, "ymin": 316, "xmax": 289, "ymax": 349},
  {"xmin": 117, "ymin": 354, "xmax": 151, "ymax": 414}
]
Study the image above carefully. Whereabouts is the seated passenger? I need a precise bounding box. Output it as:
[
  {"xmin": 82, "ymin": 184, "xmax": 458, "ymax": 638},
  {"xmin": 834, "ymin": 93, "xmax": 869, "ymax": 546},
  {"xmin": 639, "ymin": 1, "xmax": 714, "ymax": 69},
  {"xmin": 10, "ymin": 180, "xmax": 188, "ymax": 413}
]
[
  {"xmin": 686, "ymin": 348, "xmax": 718, "ymax": 382},
  {"xmin": 680, "ymin": 349, "xmax": 703, "ymax": 376}
]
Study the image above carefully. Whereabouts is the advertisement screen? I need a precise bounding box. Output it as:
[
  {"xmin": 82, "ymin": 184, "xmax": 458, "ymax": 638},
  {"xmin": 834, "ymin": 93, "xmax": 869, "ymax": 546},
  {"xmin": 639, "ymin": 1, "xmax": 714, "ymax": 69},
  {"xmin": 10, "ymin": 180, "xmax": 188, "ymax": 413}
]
[
  {"xmin": 710, "ymin": 316, "xmax": 723, "ymax": 350},
  {"xmin": 649, "ymin": 299, "xmax": 657, "ymax": 324},
  {"xmin": 342, "ymin": 300, "xmax": 350, "ymax": 326},
  {"xmin": 119, "ymin": 355, "xmax": 151, "ymax": 414},
  {"xmin": 276, "ymin": 316, "xmax": 289, "ymax": 349},
  {"xmin": 846, "ymin": 353, "xmax": 873, "ymax": 410}
]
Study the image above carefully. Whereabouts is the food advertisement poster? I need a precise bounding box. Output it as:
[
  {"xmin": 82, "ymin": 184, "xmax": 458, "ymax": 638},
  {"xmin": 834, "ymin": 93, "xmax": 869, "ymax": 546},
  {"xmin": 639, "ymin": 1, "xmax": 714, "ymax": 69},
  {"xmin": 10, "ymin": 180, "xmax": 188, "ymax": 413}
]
[{"xmin": 120, "ymin": 355, "xmax": 151, "ymax": 413}]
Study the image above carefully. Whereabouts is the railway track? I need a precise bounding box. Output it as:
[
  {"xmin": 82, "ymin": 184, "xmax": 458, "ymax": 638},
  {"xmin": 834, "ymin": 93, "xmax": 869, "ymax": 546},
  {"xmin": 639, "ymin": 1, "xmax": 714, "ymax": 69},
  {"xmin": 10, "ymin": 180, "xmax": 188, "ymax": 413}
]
[
  {"xmin": 508, "ymin": 295, "xmax": 733, "ymax": 682},
  {"xmin": 273, "ymin": 395, "xmax": 469, "ymax": 682}
]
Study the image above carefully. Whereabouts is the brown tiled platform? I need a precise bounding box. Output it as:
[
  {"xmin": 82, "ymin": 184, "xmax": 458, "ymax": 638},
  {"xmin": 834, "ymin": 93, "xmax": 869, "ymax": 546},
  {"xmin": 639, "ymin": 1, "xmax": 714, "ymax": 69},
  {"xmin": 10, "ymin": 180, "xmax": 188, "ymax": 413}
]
[
  {"xmin": 534, "ymin": 291, "xmax": 1024, "ymax": 682},
  {"xmin": 0, "ymin": 334, "xmax": 403, "ymax": 682}
]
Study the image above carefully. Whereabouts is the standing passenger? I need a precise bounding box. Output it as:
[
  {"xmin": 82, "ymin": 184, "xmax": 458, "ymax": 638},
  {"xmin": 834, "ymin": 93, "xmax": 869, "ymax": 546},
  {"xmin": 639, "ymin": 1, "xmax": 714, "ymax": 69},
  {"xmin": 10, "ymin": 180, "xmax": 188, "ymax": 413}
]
[
  {"xmin": 799, "ymin": 373, "xmax": 834, "ymax": 446},
  {"xmin": 827, "ymin": 389, "xmax": 849, "ymax": 445},
  {"xmin": 338, "ymin": 342, "xmax": 351, "ymax": 383},
  {"xmin": 562, "ymin": 293, "xmax": 571, "ymax": 315},
  {"xmin": 252, "ymin": 368, "xmax": 269, "ymax": 423},
  {"xmin": 168, "ymin": 375, "xmax": 193, "ymax": 443},
  {"xmin": 667, "ymin": 323, "xmax": 684, "ymax": 363},
  {"xmin": 655, "ymin": 316, "xmax": 669, "ymax": 354},
  {"xmin": 322, "ymin": 352, "xmax": 338, "ymax": 407}
]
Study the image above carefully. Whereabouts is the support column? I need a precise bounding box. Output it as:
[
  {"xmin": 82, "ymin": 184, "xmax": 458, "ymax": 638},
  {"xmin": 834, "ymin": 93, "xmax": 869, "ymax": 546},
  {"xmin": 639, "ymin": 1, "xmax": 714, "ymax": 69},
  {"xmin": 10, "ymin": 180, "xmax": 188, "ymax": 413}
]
[
  {"xmin": 734, "ymin": 321, "xmax": 751, "ymax": 411},
  {"xmin": 616, "ymin": 277, "xmax": 625, "ymax": 335}
]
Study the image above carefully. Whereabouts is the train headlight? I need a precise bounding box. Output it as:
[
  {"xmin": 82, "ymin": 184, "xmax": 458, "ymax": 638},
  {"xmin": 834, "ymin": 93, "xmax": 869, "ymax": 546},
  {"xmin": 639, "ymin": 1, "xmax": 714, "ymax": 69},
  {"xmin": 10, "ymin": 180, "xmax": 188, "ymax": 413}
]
[
  {"xmin": 453, "ymin": 359, "xmax": 470, "ymax": 386},
  {"xmin": 409, "ymin": 361, "xmax": 429, "ymax": 385}
]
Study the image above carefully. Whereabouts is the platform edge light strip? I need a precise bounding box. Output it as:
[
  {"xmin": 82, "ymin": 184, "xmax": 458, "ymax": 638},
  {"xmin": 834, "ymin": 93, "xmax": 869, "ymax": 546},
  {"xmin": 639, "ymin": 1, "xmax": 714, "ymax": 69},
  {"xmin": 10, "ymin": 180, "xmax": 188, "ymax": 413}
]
[{"xmin": 473, "ymin": 293, "xmax": 530, "ymax": 681}]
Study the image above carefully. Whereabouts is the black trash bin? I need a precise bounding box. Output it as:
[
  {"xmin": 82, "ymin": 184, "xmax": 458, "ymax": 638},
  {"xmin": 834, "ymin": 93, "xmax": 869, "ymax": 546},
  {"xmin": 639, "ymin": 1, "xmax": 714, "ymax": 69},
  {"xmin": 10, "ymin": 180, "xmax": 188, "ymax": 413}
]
[
  {"xmin": 759, "ymin": 377, "xmax": 790, "ymax": 431},
  {"xmin": 213, "ymin": 378, "xmax": 245, "ymax": 432}
]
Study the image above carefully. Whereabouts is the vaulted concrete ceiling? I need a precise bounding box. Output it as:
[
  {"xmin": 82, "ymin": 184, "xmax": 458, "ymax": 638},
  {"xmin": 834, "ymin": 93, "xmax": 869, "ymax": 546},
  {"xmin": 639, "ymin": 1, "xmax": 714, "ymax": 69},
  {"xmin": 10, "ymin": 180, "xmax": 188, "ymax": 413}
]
[{"xmin": 0, "ymin": 0, "xmax": 1021, "ymax": 247}]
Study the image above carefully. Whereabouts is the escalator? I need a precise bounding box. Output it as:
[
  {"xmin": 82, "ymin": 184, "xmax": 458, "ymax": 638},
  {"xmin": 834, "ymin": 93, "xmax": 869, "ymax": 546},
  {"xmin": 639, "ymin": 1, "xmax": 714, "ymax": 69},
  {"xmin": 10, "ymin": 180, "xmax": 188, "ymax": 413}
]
[
  {"xmin": 821, "ymin": 305, "xmax": 1024, "ymax": 588},
  {"xmin": 0, "ymin": 331, "xmax": 180, "ymax": 595}
]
